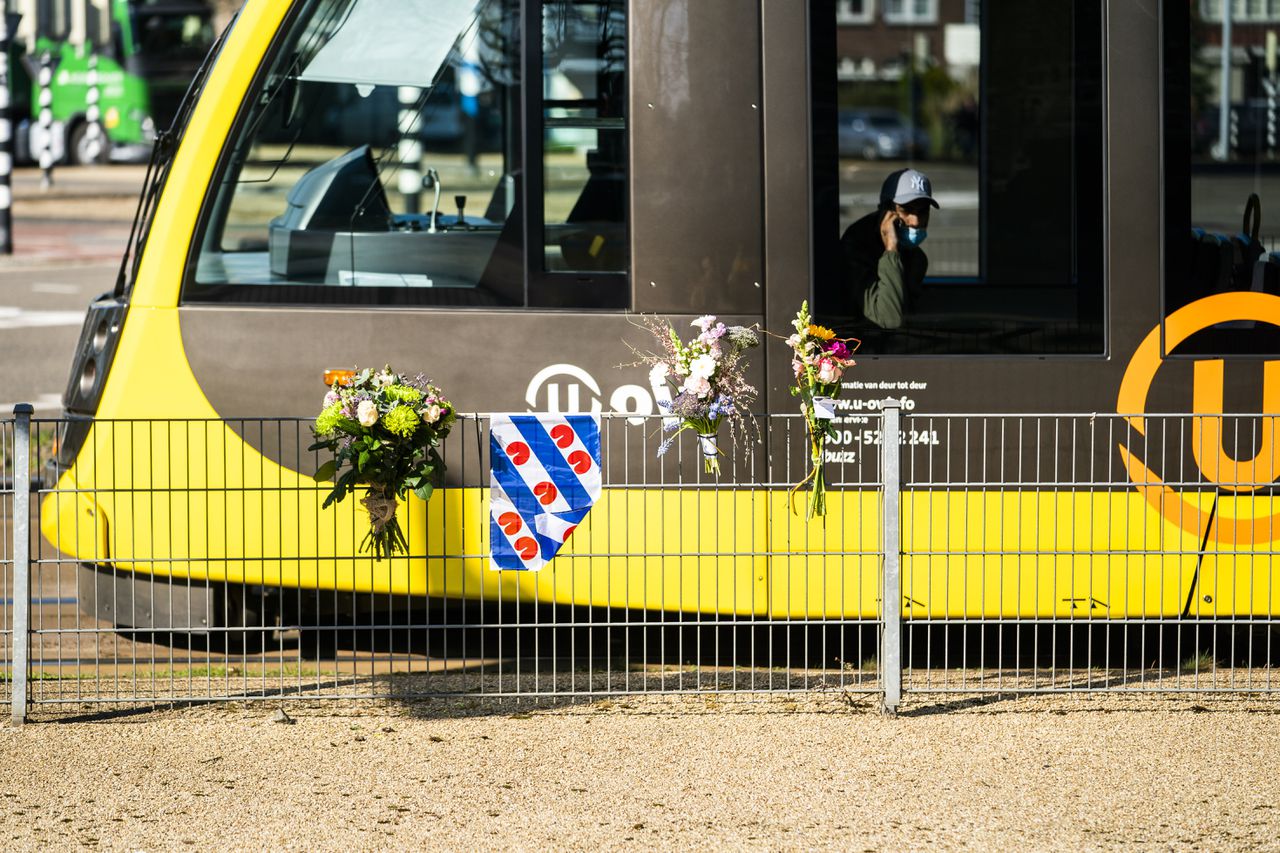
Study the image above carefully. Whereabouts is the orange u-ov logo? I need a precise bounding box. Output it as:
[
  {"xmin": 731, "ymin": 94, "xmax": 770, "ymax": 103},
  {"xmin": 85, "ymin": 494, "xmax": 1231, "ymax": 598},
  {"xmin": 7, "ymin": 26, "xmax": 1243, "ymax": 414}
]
[{"xmin": 1117, "ymin": 292, "xmax": 1280, "ymax": 545}]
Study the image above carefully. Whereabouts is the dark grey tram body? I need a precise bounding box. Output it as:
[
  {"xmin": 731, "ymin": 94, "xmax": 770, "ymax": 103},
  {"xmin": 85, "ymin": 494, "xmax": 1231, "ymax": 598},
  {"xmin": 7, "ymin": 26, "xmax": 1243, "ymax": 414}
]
[{"xmin": 166, "ymin": 0, "xmax": 1241, "ymax": 452}]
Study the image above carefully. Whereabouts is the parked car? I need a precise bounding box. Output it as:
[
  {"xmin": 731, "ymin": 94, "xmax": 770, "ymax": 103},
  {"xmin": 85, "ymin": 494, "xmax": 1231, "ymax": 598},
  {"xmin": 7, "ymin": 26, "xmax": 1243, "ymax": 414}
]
[{"xmin": 838, "ymin": 109, "xmax": 929, "ymax": 160}]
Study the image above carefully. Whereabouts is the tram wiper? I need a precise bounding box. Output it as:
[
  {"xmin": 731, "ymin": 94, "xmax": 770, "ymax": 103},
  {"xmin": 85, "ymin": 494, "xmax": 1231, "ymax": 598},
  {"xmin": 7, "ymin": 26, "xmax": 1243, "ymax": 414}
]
[{"xmin": 113, "ymin": 130, "xmax": 174, "ymax": 297}]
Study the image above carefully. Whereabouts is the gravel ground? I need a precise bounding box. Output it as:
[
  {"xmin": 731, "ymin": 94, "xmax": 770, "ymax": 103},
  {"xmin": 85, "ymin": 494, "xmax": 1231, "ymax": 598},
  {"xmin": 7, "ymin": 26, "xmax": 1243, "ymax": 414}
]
[{"xmin": 2, "ymin": 693, "xmax": 1279, "ymax": 851}]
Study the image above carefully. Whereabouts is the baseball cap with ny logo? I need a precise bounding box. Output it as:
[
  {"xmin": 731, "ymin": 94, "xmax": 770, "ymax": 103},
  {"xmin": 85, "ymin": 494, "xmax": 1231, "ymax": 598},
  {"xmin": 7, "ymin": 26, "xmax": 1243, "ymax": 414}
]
[{"xmin": 880, "ymin": 168, "xmax": 940, "ymax": 209}]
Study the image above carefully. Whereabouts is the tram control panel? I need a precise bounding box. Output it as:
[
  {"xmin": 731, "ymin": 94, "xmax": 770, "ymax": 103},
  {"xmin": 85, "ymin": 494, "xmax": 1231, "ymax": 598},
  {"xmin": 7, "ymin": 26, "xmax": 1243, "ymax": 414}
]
[{"xmin": 268, "ymin": 144, "xmax": 501, "ymax": 288}]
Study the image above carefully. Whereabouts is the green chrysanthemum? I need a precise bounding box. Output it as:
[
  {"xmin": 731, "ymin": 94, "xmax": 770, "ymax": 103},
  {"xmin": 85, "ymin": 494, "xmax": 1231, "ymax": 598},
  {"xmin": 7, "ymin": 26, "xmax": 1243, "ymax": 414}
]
[
  {"xmin": 384, "ymin": 384, "xmax": 423, "ymax": 405},
  {"xmin": 383, "ymin": 405, "xmax": 420, "ymax": 438},
  {"xmin": 315, "ymin": 403, "xmax": 344, "ymax": 436}
]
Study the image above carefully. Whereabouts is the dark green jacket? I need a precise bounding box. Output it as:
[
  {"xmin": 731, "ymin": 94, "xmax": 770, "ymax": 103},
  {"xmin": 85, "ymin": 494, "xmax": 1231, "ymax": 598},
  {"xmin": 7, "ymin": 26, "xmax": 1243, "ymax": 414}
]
[{"xmin": 840, "ymin": 211, "xmax": 928, "ymax": 329}]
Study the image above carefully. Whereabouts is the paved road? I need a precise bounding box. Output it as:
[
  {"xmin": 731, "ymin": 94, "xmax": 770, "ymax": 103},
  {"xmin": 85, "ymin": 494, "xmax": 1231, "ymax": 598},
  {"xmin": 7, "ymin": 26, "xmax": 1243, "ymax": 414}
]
[
  {"xmin": 0, "ymin": 165, "xmax": 143, "ymax": 416},
  {"xmin": 0, "ymin": 261, "xmax": 120, "ymax": 414}
]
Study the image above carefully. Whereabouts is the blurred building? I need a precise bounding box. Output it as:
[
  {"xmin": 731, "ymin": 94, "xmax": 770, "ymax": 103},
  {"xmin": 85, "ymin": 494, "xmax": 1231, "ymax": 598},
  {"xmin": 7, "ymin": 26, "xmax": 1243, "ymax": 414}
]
[
  {"xmin": 834, "ymin": 0, "xmax": 979, "ymax": 81},
  {"xmin": 1195, "ymin": 0, "xmax": 1280, "ymax": 102}
]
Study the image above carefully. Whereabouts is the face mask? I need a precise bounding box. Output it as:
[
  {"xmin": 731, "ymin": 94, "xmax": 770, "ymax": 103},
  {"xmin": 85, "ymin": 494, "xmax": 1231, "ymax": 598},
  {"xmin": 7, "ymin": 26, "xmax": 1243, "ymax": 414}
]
[{"xmin": 897, "ymin": 224, "xmax": 928, "ymax": 247}]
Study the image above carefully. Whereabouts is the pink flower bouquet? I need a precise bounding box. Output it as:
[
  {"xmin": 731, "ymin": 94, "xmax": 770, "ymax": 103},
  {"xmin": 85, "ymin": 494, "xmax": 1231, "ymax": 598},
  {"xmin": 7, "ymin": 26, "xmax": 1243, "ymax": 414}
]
[{"xmin": 784, "ymin": 301, "xmax": 858, "ymax": 520}]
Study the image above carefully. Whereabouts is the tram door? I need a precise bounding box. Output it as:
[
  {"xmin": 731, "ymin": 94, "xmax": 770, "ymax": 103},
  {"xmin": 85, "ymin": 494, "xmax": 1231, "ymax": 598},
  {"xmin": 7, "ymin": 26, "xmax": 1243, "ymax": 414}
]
[{"xmin": 1163, "ymin": 3, "xmax": 1280, "ymax": 618}]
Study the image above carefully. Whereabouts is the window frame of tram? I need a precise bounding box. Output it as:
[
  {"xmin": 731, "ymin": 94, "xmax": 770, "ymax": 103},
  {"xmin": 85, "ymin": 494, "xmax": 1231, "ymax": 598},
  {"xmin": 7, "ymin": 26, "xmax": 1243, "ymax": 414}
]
[
  {"xmin": 1162, "ymin": 2, "xmax": 1280, "ymax": 357},
  {"xmin": 181, "ymin": 0, "xmax": 628, "ymax": 311},
  {"xmin": 809, "ymin": 0, "xmax": 1106, "ymax": 356}
]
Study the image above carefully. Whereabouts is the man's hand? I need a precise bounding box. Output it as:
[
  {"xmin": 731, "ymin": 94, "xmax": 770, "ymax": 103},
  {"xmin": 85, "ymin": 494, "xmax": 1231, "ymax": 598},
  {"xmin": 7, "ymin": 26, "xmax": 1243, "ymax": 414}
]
[{"xmin": 879, "ymin": 209, "xmax": 900, "ymax": 253}]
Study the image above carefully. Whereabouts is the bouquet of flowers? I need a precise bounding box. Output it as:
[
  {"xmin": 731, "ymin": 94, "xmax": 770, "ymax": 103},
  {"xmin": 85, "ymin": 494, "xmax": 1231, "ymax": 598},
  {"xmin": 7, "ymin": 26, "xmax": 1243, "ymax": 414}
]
[
  {"xmin": 310, "ymin": 366, "xmax": 456, "ymax": 560},
  {"xmin": 631, "ymin": 315, "xmax": 760, "ymax": 474},
  {"xmin": 785, "ymin": 301, "xmax": 858, "ymax": 519}
]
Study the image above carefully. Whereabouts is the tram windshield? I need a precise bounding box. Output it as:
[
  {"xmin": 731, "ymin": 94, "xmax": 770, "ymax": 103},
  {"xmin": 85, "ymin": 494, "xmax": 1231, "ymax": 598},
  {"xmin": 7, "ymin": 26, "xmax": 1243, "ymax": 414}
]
[
  {"xmin": 186, "ymin": 0, "xmax": 628, "ymax": 308},
  {"xmin": 812, "ymin": 0, "xmax": 1105, "ymax": 356}
]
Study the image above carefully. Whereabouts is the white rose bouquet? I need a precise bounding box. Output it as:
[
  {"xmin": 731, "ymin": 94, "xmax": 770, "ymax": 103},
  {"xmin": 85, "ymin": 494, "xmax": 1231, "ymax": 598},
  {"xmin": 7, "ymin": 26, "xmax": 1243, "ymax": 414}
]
[
  {"xmin": 310, "ymin": 366, "xmax": 456, "ymax": 560},
  {"xmin": 629, "ymin": 315, "xmax": 760, "ymax": 474}
]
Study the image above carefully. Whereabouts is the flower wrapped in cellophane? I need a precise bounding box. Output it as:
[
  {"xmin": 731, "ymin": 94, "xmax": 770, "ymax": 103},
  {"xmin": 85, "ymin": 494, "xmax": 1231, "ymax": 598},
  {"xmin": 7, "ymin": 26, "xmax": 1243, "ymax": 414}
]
[
  {"xmin": 310, "ymin": 366, "xmax": 456, "ymax": 560},
  {"xmin": 630, "ymin": 315, "xmax": 760, "ymax": 474},
  {"xmin": 785, "ymin": 301, "xmax": 859, "ymax": 520}
]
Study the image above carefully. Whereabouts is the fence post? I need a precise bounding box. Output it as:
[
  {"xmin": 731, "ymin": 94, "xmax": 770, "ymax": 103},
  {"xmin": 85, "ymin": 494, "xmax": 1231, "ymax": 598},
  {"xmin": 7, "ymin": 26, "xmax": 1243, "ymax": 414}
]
[
  {"xmin": 879, "ymin": 398, "xmax": 902, "ymax": 716},
  {"xmin": 10, "ymin": 403, "xmax": 32, "ymax": 725}
]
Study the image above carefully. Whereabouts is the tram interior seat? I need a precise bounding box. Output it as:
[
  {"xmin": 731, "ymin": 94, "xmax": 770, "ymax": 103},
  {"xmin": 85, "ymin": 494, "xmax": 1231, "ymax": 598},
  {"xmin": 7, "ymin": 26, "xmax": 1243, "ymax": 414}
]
[
  {"xmin": 1184, "ymin": 194, "xmax": 1278, "ymax": 303},
  {"xmin": 1185, "ymin": 227, "xmax": 1270, "ymax": 297},
  {"xmin": 1252, "ymin": 251, "xmax": 1280, "ymax": 296},
  {"xmin": 1184, "ymin": 203, "xmax": 1277, "ymax": 337},
  {"xmin": 555, "ymin": 148, "xmax": 626, "ymax": 272},
  {"xmin": 1177, "ymin": 194, "xmax": 1280, "ymax": 349}
]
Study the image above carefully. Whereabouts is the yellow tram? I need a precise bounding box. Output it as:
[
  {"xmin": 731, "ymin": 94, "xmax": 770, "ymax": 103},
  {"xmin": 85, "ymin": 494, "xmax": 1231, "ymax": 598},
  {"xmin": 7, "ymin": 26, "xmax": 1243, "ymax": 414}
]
[{"xmin": 39, "ymin": 0, "xmax": 1280, "ymax": 632}]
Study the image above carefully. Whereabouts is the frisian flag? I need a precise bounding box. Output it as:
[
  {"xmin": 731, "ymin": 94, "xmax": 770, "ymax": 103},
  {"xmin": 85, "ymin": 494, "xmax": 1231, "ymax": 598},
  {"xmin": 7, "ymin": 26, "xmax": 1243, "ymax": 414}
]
[{"xmin": 489, "ymin": 414, "xmax": 602, "ymax": 571}]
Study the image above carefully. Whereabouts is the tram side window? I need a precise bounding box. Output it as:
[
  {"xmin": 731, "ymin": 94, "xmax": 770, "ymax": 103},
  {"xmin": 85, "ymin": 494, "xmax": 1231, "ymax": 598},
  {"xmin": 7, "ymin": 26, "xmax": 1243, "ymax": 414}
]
[
  {"xmin": 185, "ymin": 0, "xmax": 628, "ymax": 309},
  {"xmin": 526, "ymin": 0, "xmax": 628, "ymax": 307},
  {"xmin": 540, "ymin": 3, "xmax": 627, "ymax": 278},
  {"xmin": 1163, "ymin": 5, "xmax": 1280, "ymax": 356},
  {"xmin": 810, "ymin": 0, "xmax": 1105, "ymax": 355}
]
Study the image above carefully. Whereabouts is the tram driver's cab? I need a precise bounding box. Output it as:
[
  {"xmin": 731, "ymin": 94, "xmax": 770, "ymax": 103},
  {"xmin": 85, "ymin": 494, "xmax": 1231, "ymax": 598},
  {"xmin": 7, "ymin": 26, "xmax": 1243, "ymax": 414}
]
[
  {"xmin": 267, "ymin": 144, "xmax": 507, "ymax": 290},
  {"xmin": 191, "ymin": 0, "xmax": 628, "ymax": 310}
]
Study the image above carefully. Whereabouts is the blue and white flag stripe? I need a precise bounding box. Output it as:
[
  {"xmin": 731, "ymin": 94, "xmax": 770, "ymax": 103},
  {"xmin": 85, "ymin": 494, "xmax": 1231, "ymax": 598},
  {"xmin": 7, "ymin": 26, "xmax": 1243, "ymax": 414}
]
[
  {"xmin": 489, "ymin": 413, "xmax": 602, "ymax": 572},
  {"xmin": 510, "ymin": 417, "xmax": 596, "ymax": 510}
]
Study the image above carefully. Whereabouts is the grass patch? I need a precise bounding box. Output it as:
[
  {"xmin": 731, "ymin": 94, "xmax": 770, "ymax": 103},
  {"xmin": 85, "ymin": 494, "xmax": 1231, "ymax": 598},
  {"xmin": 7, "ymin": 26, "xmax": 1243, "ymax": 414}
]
[
  {"xmin": 146, "ymin": 665, "xmax": 337, "ymax": 679},
  {"xmin": 1179, "ymin": 651, "xmax": 1216, "ymax": 673},
  {"xmin": 1, "ymin": 664, "xmax": 339, "ymax": 682},
  {"xmin": 838, "ymin": 656, "xmax": 879, "ymax": 673},
  {"xmin": 0, "ymin": 670, "xmax": 98, "ymax": 682}
]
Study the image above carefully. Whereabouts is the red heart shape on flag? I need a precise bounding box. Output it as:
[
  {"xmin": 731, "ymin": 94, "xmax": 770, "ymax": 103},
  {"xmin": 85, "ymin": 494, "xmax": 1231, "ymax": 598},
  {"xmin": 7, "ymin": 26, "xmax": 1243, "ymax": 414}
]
[
  {"xmin": 498, "ymin": 512, "xmax": 522, "ymax": 536},
  {"xmin": 533, "ymin": 482, "xmax": 558, "ymax": 505},
  {"xmin": 506, "ymin": 441, "xmax": 531, "ymax": 465},
  {"xmin": 550, "ymin": 424, "xmax": 575, "ymax": 449},
  {"xmin": 568, "ymin": 450, "xmax": 592, "ymax": 474},
  {"xmin": 514, "ymin": 537, "xmax": 538, "ymax": 561},
  {"xmin": 562, "ymin": 525, "xmax": 577, "ymax": 541}
]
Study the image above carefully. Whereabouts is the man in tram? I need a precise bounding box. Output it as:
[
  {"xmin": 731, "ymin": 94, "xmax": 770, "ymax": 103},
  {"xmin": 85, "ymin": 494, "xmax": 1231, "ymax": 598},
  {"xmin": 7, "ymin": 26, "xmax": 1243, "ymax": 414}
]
[{"xmin": 839, "ymin": 167, "xmax": 939, "ymax": 329}]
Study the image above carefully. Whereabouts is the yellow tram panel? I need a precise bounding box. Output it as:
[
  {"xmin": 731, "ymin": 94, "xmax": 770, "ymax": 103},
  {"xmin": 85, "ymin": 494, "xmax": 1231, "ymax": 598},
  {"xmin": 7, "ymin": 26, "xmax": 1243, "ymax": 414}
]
[
  {"xmin": 767, "ymin": 491, "xmax": 882, "ymax": 620},
  {"xmin": 1187, "ymin": 493, "xmax": 1280, "ymax": 617},
  {"xmin": 899, "ymin": 491, "xmax": 1208, "ymax": 619},
  {"xmin": 424, "ymin": 488, "xmax": 768, "ymax": 615},
  {"xmin": 45, "ymin": 434, "xmax": 1280, "ymax": 620}
]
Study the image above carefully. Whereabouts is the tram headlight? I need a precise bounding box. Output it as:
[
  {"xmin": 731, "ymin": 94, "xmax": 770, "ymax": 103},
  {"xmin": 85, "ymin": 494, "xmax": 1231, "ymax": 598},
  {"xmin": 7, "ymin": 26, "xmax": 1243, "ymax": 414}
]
[
  {"xmin": 78, "ymin": 357, "xmax": 98, "ymax": 398},
  {"xmin": 92, "ymin": 316, "xmax": 111, "ymax": 352},
  {"xmin": 64, "ymin": 299, "xmax": 126, "ymax": 416}
]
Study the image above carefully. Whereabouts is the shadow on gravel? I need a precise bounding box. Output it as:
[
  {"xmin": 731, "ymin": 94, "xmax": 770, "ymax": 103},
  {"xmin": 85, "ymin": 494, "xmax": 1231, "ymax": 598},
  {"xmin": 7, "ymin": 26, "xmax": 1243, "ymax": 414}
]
[{"xmin": 18, "ymin": 599, "xmax": 1279, "ymax": 721}]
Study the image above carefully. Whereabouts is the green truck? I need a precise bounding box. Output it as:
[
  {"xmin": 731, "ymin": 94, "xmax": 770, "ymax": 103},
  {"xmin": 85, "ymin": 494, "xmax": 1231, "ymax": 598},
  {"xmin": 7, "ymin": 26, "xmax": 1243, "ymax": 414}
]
[{"xmin": 10, "ymin": 0, "xmax": 215, "ymax": 164}]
